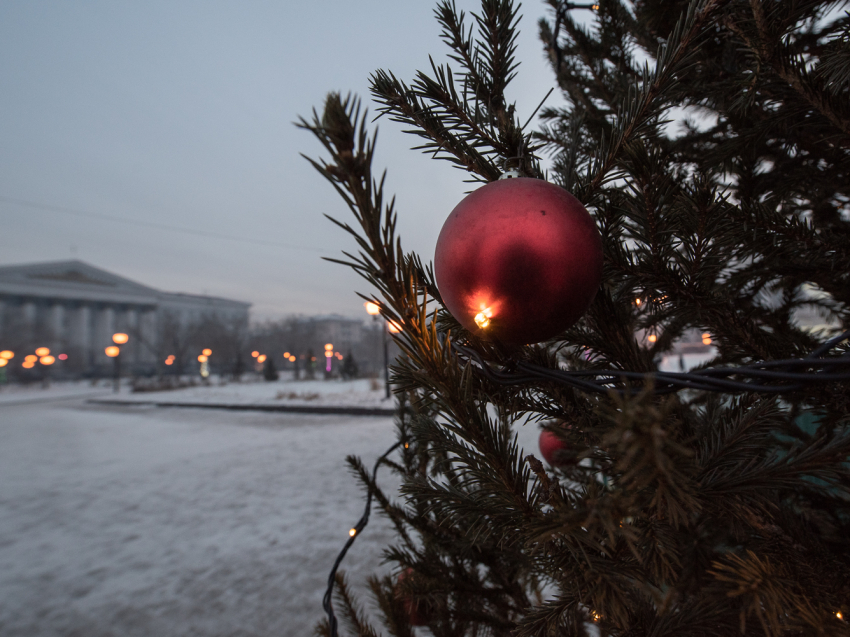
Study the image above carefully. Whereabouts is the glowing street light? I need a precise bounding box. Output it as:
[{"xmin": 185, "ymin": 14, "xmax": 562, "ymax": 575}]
[
  {"xmin": 105, "ymin": 345, "xmax": 121, "ymax": 392},
  {"xmin": 198, "ymin": 354, "xmax": 208, "ymax": 363},
  {"xmin": 24, "ymin": 355, "xmax": 38, "ymax": 363},
  {"xmin": 257, "ymin": 354, "xmax": 267, "ymax": 363},
  {"xmin": 202, "ymin": 348, "xmax": 212, "ymax": 356},
  {"xmin": 387, "ymin": 320, "xmax": 402, "ymax": 334},
  {"xmin": 365, "ymin": 304, "xmax": 391, "ymax": 399},
  {"xmin": 0, "ymin": 350, "xmax": 14, "ymax": 360},
  {"xmin": 0, "ymin": 359, "xmax": 7, "ymax": 368},
  {"xmin": 251, "ymin": 351, "xmax": 259, "ymax": 358},
  {"xmin": 40, "ymin": 355, "xmax": 55, "ymax": 365},
  {"xmin": 35, "ymin": 347, "xmax": 50, "ymax": 357},
  {"xmin": 22, "ymin": 361, "xmax": 35, "ymax": 369},
  {"xmin": 112, "ymin": 333, "xmax": 129, "ymax": 345}
]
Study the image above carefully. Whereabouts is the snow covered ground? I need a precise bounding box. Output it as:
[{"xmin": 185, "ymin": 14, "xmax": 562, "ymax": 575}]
[
  {"xmin": 0, "ymin": 396, "xmax": 401, "ymax": 637},
  {"xmin": 108, "ymin": 375, "xmax": 391, "ymax": 410}
]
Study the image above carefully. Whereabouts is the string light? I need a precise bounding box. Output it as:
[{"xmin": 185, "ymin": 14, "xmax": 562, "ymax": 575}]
[
  {"xmin": 837, "ymin": 611, "xmax": 844, "ymax": 620},
  {"xmin": 648, "ymin": 334, "xmax": 657, "ymax": 343},
  {"xmin": 591, "ymin": 611, "xmax": 602, "ymax": 622},
  {"xmin": 474, "ymin": 307, "xmax": 493, "ymax": 329},
  {"xmin": 324, "ymin": 440, "xmax": 402, "ymax": 637},
  {"xmin": 454, "ymin": 330, "xmax": 850, "ymax": 396}
]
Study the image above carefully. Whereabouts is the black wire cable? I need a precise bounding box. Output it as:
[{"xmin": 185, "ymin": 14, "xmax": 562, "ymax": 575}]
[
  {"xmin": 322, "ymin": 331, "xmax": 849, "ymax": 635},
  {"xmin": 324, "ymin": 440, "xmax": 402, "ymax": 637},
  {"xmin": 454, "ymin": 330, "xmax": 850, "ymax": 395}
]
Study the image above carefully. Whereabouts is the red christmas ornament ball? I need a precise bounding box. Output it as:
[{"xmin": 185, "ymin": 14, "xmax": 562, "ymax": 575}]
[
  {"xmin": 539, "ymin": 429, "xmax": 567, "ymax": 466},
  {"xmin": 434, "ymin": 177, "xmax": 602, "ymax": 345},
  {"xmin": 397, "ymin": 568, "xmax": 430, "ymax": 626}
]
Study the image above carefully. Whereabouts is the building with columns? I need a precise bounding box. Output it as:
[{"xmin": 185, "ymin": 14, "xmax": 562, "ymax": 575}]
[{"xmin": 0, "ymin": 260, "xmax": 250, "ymax": 376}]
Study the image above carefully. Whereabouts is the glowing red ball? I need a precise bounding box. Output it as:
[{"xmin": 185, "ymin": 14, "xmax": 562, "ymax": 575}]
[
  {"xmin": 539, "ymin": 429, "xmax": 567, "ymax": 466},
  {"xmin": 434, "ymin": 177, "xmax": 602, "ymax": 345}
]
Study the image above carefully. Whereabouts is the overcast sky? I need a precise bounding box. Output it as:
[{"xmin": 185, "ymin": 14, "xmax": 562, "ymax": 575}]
[{"xmin": 0, "ymin": 1, "xmax": 576, "ymax": 321}]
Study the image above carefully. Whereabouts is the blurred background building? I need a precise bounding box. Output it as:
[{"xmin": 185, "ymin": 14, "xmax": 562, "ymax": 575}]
[{"xmin": 0, "ymin": 260, "xmax": 250, "ymax": 377}]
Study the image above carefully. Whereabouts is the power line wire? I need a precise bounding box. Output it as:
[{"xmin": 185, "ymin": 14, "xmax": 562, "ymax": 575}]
[{"xmin": 0, "ymin": 195, "xmax": 326, "ymax": 253}]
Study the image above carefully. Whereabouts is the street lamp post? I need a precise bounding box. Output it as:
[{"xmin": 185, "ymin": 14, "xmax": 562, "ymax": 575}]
[
  {"xmin": 108, "ymin": 333, "xmax": 129, "ymax": 393},
  {"xmin": 364, "ymin": 302, "xmax": 391, "ymax": 399}
]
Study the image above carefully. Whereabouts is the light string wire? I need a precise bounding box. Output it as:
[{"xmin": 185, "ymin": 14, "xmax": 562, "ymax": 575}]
[
  {"xmin": 324, "ymin": 440, "xmax": 402, "ymax": 637},
  {"xmin": 454, "ymin": 330, "xmax": 850, "ymax": 395},
  {"xmin": 323, "ymin": 332, "xmax": 849, "ymax": 635}
]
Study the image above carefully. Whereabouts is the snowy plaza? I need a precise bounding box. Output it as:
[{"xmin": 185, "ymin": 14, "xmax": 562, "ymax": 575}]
[{"xmin": 0, "ymin": 381, "xmax": 400, "ymax": 637}]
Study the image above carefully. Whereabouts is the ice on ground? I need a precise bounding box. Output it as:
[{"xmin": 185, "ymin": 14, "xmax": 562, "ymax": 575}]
[{"xmin": 0, "ymin": 399, "xmax": 400, "ymax": 637}]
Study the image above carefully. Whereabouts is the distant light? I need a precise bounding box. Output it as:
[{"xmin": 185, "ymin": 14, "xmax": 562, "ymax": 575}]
[
  {"xmin": 283, "ymin": 351, "xmax": 290, "ymax": 358},
  {"xmin": 251, "ymin": 351, "xmax": 259, "ymax": 358},
  {"xmin": 388, "ymin": 320, "xmax": 402, "ymax": 333},
  {"xmin": 165, "ymin": 359, "xmax": 173, "ymax": 365},
  {"xmin": 702, "ymin": 337, "xmax": 712, "ymax": 345},
  {"xmin": 335, "ymin": 353, "xmax": 343, "ymax": 360},
  {"xmin": 648, "ymin": 334, "xmax": 657, "ymax": 343},
  {"xmin": 197, "ymin": 355, "xmax": 208, "ymax": 363},
  {"xmin": 58, "ymin": 353, "xmax": 68, "ymax": 360},
  {"xmin": 289, "ymin": 355, "xmax": 296, "ymax": 362},
  {"xmin": 25, "ymin": 355, "xmax": 38, "ymax": 363},
  {"xmin": 202, "ymin": 348, "xmax": 212, "ymax": 356},
  {"xmin": 837, "ymin": 611, "xmax": 844, "ymax": 620},
  {"xmin": 257, "ymin": 354, "xmax": 267, "ymax": 363},
  {"xmin": 105, "ymin": 346, "xmax": 120, "ymax": 358},
  {"xmin": 635, "ymin": 298, "xmax": 642, "ymax": 306},
  {"xmin": 364, "ymin": 302, "xmax": 380, "ymax": 316},
  {"xmin": 112, "ymin": 333, "xmax": 129, "ymax": 345},
  {"xmin": 35, "ymin": 347, "xmax": 50, "ymax": 357},
  {"xmin": 349, "ymin": 528, "xmax": 356, "ymax": 537},
  {"xmin": 0, "ymin": 350, "xmax": 13, "ymax": 360},
  {"xmin": 324, "ymin": 351, "xmax": 333, "ymax": 358},
  {"xmin": 22, "ymin": 361, "xmax": 35, "ymax": 369},
  {"xmin": 167, "ymin": 354, "xmax": 175, "ymax": 361},
  {"xmin": 40, "ymin": 355, "xmax": 55, "ymax": 365},
  {"xmin": 324, "ymin": 343, "xmax": 333, "ymax": 351},
  {"xmin": 0, "ymin": 359, "xmax": 6, "ymax": 367}
]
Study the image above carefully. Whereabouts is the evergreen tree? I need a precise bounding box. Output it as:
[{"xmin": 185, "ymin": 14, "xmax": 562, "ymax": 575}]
[
  {"xmin": 263, "ymin": 356, "xmax": 279, "ymax": 381},
  {"xmin": 342, "ymin": 351, "xmax": 360, "ymax": 380},
  {"xmin": 302, "ymin": 0, "xmax": 850, "ymax": 635}
]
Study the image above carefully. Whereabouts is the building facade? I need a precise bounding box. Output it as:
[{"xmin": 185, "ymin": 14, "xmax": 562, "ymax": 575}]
[{"xmin": 0, "ymin": 260, "xmax": 250, "ymax": 376}]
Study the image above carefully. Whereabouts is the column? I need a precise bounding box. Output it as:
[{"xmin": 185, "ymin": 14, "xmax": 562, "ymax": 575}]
[
  {"xmin": 93, "ymin": 306, "xmax": 115, "ymax": 365},
  {"xmin": 49, "ymin": 304, "xmax": 65, "ymax": 349}
]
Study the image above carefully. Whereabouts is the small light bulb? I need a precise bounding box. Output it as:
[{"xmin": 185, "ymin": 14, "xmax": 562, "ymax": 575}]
[
  {"xmin": 404, "ymin": 443, "xmax": 409, "ymax": 449},
  {"xmin": 635, "ymin": 298, "xmax": 642, "ymax": 306},
  {"xmin": 837, "ymin": 611, "xmax": 843, "ymax": 620},
  {"xmin": 474, "ymin": 312, "xmax": 490, "ymax": 329},
  {"xmin": 648, "ymin": 334, "xmax": 657, "ymax": 343},
  {"xmin": 349, "ymin": 528, "xmax": 356, "ymax": 537},
  {"xmin": 591, "ymin": 611, "xmax": 601, "ymax": 621},
  {"xmin": 591, "ymin": 4, "xmax": 599, "ymax": 10}
]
